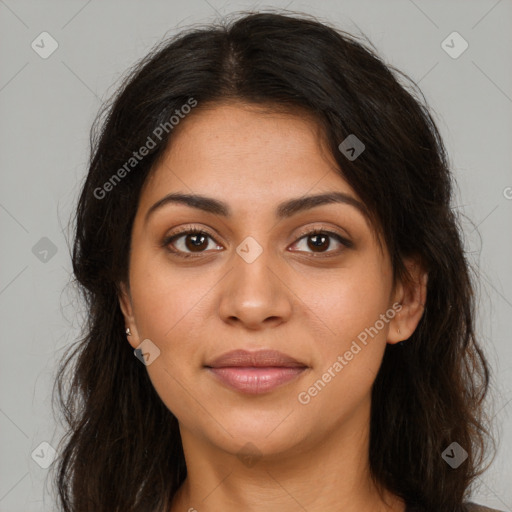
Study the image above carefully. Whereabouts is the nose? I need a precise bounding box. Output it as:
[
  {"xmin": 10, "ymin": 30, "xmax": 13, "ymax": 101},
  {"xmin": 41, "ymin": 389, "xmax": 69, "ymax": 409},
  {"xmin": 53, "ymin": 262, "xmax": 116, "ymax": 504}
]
[{"xmin": 218, "ymin": 243, "xmax": 293, "ymax": 331}]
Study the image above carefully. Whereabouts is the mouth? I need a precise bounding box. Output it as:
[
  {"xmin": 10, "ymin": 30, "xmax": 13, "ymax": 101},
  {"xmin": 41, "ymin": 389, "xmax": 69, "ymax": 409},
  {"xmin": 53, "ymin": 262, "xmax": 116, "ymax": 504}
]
[{"xmin": 204, "ymin": 349, "xmax": 308, "ymax": 394}]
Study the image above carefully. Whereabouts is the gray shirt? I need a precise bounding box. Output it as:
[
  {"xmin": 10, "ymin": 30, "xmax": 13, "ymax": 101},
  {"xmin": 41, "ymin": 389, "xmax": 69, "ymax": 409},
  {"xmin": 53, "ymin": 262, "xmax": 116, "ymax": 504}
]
[{"xmin": 406, "ymin": 502, "xmax": 504, "ymax": 511}]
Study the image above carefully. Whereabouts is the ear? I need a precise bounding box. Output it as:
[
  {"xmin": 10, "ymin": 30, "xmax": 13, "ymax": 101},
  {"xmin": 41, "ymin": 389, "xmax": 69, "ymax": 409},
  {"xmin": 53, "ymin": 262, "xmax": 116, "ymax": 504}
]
[
  {"xmin": 387, "ymin": 256, "xmax": 428, "ymax": 344},
  {"xmin": 118, "ymin": 281, "xmax": 140, "ymax": 349}
]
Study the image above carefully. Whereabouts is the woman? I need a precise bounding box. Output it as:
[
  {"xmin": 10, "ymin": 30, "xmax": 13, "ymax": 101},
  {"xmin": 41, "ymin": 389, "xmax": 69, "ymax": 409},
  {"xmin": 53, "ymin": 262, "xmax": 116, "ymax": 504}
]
[{"xmin": 53, "ymin": 11, "xmax": 500, "ymax": 512}]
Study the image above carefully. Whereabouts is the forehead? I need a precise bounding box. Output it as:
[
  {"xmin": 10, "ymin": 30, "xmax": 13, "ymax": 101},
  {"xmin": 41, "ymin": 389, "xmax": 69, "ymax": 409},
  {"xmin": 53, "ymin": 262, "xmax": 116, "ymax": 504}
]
[{"xmin": 140, "ymin": 102, "xmax": 352, "ymax": 205}]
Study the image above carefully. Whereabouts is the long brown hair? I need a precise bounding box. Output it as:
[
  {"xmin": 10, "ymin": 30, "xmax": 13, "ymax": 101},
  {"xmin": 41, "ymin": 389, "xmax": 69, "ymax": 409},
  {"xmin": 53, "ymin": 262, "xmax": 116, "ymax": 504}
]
[{"xmin": 52, "ymin": 11, "xmax": 493, "ymax": 512}]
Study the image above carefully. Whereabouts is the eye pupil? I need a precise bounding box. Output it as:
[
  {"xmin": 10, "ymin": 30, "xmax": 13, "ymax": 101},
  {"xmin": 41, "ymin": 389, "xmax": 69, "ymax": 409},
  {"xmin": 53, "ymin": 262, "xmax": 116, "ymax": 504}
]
[
  {"xmin": 308, "ymin": 234, "xmax": 329, "ymax": 252},
  {"xmin": 186, "ymin": 233, "xmax": 208, "ymax": 251}
]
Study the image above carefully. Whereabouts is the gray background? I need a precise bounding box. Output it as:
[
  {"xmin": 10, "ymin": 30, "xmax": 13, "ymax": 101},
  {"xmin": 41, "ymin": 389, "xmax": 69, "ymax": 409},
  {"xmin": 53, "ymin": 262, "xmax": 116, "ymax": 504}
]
[{"xmin": 0, "ymin": 0, "xmax": 511, "ymax": 510}]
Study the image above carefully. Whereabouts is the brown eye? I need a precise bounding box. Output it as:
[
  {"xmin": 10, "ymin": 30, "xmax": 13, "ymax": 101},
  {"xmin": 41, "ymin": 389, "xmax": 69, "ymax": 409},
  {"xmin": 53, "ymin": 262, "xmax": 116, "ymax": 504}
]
[
  {"xmin": 163, "ymin": 228, "xmax": 222, "ymax": 258},
  {"xmin": 307, "ymin": 233, "xmax": 330, "ymax": 252},
  {"xmin": 182, "ymin": 232, "xmax": 209, "ymax": 252},
  {"xmin": 290, "ymin": 229, "xmax": 352, "ymax": 256},
  {"xmin": 162, "ymin": 226, "xmax": 352, "ymax": 259}
]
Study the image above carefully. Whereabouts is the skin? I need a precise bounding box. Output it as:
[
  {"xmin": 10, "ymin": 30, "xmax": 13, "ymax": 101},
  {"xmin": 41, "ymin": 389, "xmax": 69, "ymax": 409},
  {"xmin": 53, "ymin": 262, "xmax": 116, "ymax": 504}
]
[{"xmin": 118, "ymin": 102, "xmax": 427, "ymax": 512}]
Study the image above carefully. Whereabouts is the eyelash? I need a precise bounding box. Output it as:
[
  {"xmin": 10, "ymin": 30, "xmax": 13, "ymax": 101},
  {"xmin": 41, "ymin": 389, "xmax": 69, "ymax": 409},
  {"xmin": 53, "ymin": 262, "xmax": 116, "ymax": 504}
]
[{"xmin": 161, "ymin": 225, "xmax": 353, "ymax": 259}]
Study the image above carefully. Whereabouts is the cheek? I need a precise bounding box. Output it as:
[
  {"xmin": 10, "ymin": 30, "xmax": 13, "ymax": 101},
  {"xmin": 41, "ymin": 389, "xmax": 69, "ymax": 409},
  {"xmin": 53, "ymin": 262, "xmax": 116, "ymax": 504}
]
[
  {"xmin": 293, "ymin": 274, "xmax": 391, "ymax": 419},
  {"xmin": 129, "ymin": 253, "xmax": 212, "ymax": 342},
  {"xmin": 128, "ymin": 257, "xmax": 206, "ymax": 419},
  {"xmin": 294, "ymin": 258, "xmax": 393, "ymax": 353}
]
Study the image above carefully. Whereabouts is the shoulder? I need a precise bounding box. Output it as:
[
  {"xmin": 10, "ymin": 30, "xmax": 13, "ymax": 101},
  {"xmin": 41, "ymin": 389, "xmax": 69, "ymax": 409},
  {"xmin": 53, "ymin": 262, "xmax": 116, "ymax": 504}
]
[{"xmin": 464, "ymin": 502, "xmax": 505, "ymax": 512}]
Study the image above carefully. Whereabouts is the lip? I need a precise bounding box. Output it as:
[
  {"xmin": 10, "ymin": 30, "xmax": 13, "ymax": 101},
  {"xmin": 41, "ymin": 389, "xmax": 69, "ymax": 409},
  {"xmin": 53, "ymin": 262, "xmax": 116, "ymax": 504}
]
[
  {"xmin": 205, "ymin": 349, "xmax": 308, "ymax": 394},
  {"xmin": 205, "ymin": 349, "xmax": 306, "ymax": 368}
]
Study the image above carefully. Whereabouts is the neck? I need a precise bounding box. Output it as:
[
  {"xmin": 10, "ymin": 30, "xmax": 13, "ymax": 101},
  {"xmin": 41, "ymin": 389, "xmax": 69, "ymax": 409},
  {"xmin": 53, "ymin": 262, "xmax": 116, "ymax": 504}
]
[{"xmin": 170, "ymin": 395, "xmax": 405, "ymax": 512}]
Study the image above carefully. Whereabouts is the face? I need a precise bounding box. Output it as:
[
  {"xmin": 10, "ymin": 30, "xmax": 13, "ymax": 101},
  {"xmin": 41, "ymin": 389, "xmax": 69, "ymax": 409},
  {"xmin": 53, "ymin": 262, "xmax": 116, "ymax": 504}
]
[{"xmin": 119, "ymin": 102, "xmax": 426, "ymax": 462}]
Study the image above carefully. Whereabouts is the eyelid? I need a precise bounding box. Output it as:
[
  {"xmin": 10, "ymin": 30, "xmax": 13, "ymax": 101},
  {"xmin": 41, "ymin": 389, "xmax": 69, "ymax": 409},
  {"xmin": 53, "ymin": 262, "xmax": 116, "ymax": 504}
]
[
  {"xmin": 293, "ymin": 225, "xmax": 353, "ymax": 247},
  {"xmin": 162, "ymin": 223, "xmax": 353, "ymax": 257},
  {"xmin": 161, "ymin": 225, "xmax": 221, "ymax": 258}
]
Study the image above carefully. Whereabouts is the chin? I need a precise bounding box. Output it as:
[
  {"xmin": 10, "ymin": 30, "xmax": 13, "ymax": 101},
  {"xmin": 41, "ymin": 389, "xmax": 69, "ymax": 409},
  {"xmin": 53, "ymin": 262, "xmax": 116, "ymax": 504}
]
[{"xmin": 200, "ymin": 408, "xmax": 313, "ymax": 458}]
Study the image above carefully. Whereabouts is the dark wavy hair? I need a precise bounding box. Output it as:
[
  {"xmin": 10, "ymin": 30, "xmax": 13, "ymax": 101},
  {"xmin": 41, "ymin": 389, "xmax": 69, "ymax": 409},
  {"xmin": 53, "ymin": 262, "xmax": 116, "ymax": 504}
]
[{"xmin": 52, "ymin": 10, "xmax": 493, "ymax": 512}]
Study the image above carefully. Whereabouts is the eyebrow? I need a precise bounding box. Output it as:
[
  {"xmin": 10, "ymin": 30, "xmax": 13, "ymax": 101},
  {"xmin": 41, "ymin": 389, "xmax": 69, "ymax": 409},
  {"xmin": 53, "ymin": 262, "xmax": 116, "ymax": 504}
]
[{"xmin": 144, "ymin": 191, "xmax": 369, "ymax": 225}]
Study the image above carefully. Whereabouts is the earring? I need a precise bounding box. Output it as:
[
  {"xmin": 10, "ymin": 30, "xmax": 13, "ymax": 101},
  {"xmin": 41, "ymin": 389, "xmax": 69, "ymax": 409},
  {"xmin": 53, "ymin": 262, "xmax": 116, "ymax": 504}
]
[{"xmin": 125, "ymin": 327, "xmax": 132, "ymax": 336}]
